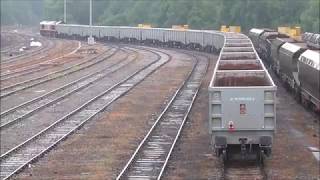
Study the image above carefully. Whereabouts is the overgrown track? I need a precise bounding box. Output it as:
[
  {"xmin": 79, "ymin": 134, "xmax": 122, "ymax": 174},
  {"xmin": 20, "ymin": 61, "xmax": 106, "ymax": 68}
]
[
  {"xmin": 0, "ymin": 48, "xmax": 138, "ymax": 129},
  {"xmin": 0, "ymin": 32, "xmax": 29, "ymax": 54},
  {"xmin": 117, "ymin": 51, "xmax": 208, "ymax": 180},
  {"xmin": 0, "ymin": 46, "xmax": 132, "ymax": 153},
  {"xmin": 0, "ymin": 47, "xmax": 170, "ymax": 180},
  {"xmin": 1, "ymin": 36, "xmax": 55, "ymax": 63},
  {"xmin": 0, "ymin": 41, "xmax": 81, "ymax": 80},
  {"xmin": 0, "ymin": 46, "xmax": 118, "ymax": 98}
]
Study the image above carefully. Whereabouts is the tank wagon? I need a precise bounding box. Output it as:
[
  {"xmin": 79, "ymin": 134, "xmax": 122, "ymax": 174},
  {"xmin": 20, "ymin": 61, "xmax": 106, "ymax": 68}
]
[
  {"xmin": 249, "ymin": 28, "xmax": 320, "ymax": 113},
  {"xmin": 278, "ymin": 42, "xmax": 307, "ymax": 89},
  {"xmin": 249, "ymin": 28, "xmax": 289, "ymax": 67},
  {"xmin": 298, "ymin": 50, "xmax": 320, "ymax": 110},
  {"xmin": 270, "ymin": 37, "xmax": 296, "ymax": 74},
  {"xmin": 302, "ymin": 32, "xmax": 320, "ymax": 49},
  {"xmin": 209, "ymin": 32, "xmax": 277, "ymax": 162}
]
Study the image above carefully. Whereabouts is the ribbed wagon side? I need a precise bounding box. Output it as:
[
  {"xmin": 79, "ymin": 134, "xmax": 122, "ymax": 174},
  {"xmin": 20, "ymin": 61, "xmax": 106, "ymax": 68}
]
[
  {"xmin": 298, "ymin": 50, "xmax": 320, "ymax": 112},
  {"xmin": 141, "ymin": 28, "xmax": 164, "ymax": 44},
  {"xmin": 278, "ymin": 42, "xmax": 307, "ymax": 89},
  {"xmin": 270, "ymin": 38, "xmax": 296, "ymax": 74}
]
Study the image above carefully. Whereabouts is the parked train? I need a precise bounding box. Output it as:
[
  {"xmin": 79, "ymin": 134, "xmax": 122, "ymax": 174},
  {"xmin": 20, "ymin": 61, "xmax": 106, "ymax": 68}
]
[
  {"xmin": 40, "ymin": 22, "xmax": 276, "ymax": 163},
  {"xmin": 39, "ymin": 21, "xmax": 62, "ymax": 37},
  {"xmin": 249, "ymin": 29, "xmax": 320, "ymax": 113},
  {"xmin": 39, "ymin": 21, "xmax": 225, "ymax": 52}
]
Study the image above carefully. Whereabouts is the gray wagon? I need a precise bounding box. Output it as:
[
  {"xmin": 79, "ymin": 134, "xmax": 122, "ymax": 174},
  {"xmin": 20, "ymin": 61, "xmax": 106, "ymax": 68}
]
[
  {"xmin": 298, "ymin": 49, "xmax": 320, "ymax": 111},
  {"xmin": 209, "ymin": 33, "xmax": 277, "ymax": 162}
]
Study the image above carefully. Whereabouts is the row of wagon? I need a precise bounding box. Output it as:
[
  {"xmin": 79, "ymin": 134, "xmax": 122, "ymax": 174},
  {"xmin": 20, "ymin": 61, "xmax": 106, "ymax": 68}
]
[
  {"xmin": 40, "ymin": 22, "xmax": 225, "ymax": 52},
  {"xmin": 40, "ymin": 22, "xmax": 277, "ymax": 162},
  {"xmin": 249, "ymin": 29, "xmax": 320, "ymax": 113}
]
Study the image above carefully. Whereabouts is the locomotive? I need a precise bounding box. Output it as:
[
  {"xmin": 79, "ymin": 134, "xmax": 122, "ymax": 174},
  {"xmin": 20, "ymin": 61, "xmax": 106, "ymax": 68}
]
[
  {"xmin": 249, "ymin": 29, "xmax": 320, "ymax": 113},
  {"xmin": 39, "ymin": 21, "xmax": 61, "ymax": 37}
]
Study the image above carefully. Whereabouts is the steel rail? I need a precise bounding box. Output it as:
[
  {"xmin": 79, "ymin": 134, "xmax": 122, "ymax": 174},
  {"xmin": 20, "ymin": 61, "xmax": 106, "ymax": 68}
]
[
  {"xmin": 116, "ymin": 51, "xmax": 208, "ymax": 180},
  {"xmin": 0, "ymin": 49, "xmax": 118, "ymax": 117},
  {"xmin": 0, "ymin": 46, "xmax": 120, "ymax": 98},
  {"xmin": 0, "ymin": 33, "xmax": 29, "ymax": 54},
  {"xmin": 157, "ymin": 51, "xmax": 210, "ymax": 179},
  {"xmin": 1, "ymin": 41, "xmax": 82, "ymax": 80},
  {"xmin": 1, "ymin": 37, "xmax": 55, "ymax": 63},
  {"xmin": 0, "ymin": 47, "xmax": 170, "ymax": 180},
  {"xmin": 0, "ymin": 44, "xmax": 112, "ymax": 81},
  {"xmin": 0, "ymin": 48, "xmax": 138, "ymax": 129}
]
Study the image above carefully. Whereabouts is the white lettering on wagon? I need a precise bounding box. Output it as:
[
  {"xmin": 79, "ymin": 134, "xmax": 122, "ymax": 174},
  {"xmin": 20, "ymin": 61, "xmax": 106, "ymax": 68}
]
[{"xmin": 229, "ymin": 97, "xmax": 255, "ymax": 101}]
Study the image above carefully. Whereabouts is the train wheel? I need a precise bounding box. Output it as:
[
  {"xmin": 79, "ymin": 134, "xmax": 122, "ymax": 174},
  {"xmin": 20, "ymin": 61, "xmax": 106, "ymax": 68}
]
[
  {"xmin": 310, "ymin": 103, "xmax": 319, "ymax": 113},
  {"xmin": 258, "ymin": 149, "xmax": 265, "ymax": 165},
  {"xmin": 301, "ymin": 97, "xmax": 311, "ymax": 109},
  {"xmin": 222, "ymin": 149, "xmax": 228, "ymax": 163},
  {"xmin": 294, "ymin": 86, "xmax": 301, "ymax": 103}
]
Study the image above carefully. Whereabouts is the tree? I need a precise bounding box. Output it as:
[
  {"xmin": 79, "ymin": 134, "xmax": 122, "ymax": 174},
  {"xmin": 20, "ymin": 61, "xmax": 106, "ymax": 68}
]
[
  {"xmin": 1, "ymin": 0, "xmax": 43, "ymax": 25},
  {"xmin": 300, "ymin": 0, "xmax": 320, "ymax": 32},
  {"xmin": 2, "ymin": 0, "xmax": 319, "ymax": 33}
]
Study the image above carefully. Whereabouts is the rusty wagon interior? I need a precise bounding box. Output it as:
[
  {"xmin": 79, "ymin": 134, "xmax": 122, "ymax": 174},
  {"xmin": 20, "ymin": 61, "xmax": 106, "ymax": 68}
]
[
  {"xmin": 220, "ymin": 52, "xmax": 257, "ymax": 60},
  {"xmin": 213, "ymin": 71, "xmax": 272, "ymax": 86},
  {"xmin": 218, "ymin": 60, "xmax": 263, "ymax": 70},
  {"xmin": 224, "ymin": 43, "xmax": 252, "ymax": 47},
  {"xmin": 222, "ymin": 47, "xmax": 254, "ymax": 52}
]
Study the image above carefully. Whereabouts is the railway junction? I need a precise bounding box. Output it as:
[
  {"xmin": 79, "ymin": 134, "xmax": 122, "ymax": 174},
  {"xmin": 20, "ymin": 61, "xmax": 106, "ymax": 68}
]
[{"xmin": 0, "ymin": 24, "xmax": 319, "ymax": 180}]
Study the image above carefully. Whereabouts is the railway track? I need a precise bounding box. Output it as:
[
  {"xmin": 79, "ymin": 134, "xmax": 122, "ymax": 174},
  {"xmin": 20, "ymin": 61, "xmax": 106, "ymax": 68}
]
[
  {"xmin": 0, "ymin": 47, "xmax": 170, "ymax": 180},
  {"xmin": 0, "ymin": 46, "xmax": 138, "ymax": 153},
  {"xmin": 0, "ymin": 47, "xmax": 138, "ymax": 129},
  {"xmin": 0, "ymin": 40, "xmax": 81, "ymax": 79},
  {"xmin": 0, "ymin": 32, "xmax": 29, "ymax": 54},
  {"xmin": 1, "ymin": 37, "xmax": 55, "ymax": 63},
  {"xmin": 0, "ymin": 46, "xmax": 119, "ymax": 98},
  {"xmin": 0, "ymin": 43, "xmax": 107, "ymax": 82},
  {"xmin": 116, "ymin": 51, "xmax": 208, "ymax": 180},
  {"xmin": 223, "ymin": 161, "xmax": 266, "ymax": 180}
]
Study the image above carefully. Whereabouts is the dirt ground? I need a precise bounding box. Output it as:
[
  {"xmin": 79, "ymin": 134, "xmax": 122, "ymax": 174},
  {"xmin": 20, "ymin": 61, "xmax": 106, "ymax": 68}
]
[
  {"xmin": 263, "ymin": 72, "xmax": 320, "ymax": 179},
  {"xmin": 163, "ymin": 52, "xmax": 223, "ymax": 180},
  {"xmin": 6, "ymin": 46, "xmax": 320, "ymax": 180},
  {"xmin": 164, "ymin": 65, "xmax": 319, "ymax": 179},
  {"xmin": 15, "ymin": 48, "xmax": 195, "ymax": 179},
  {"xmin": 1, "ymin": 39, "xmax": 80, "ymax": 71}
]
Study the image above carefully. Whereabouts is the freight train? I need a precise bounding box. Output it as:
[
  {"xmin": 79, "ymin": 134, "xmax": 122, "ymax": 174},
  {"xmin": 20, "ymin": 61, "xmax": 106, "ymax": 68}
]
[
  {"xmin": 40, "ymin": 22, "xmax": 276, "ymax": 163},
  {"xmin": 39, "ymin": 21, "xmax": 225, "ymax": 52},
  {"xmin": 249, "ymin": 29, "xmax": 320, "ymax": 113}
]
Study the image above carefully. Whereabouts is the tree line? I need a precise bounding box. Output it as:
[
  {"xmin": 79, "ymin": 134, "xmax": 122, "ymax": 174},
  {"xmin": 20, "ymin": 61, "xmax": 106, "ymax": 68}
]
[{"xmin": 1, "ymin": 0, "xmax": 319, "ymax": 33}]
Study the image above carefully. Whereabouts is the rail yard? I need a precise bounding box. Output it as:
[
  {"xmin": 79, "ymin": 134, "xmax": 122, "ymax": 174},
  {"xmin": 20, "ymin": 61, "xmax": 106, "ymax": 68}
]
[{"xmin": 0, "ymin": 23, "xmax": 319, "ymax": 180}]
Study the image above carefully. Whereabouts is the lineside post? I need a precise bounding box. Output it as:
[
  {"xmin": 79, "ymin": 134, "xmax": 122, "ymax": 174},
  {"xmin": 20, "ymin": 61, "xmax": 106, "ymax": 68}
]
[
  {"xmin": 88, "ymin": 0, "xmax": 95, "ymax": 45},
  {"xmin": 64, "ymin": 0, "xmax": 66, "ymax": 23}
]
